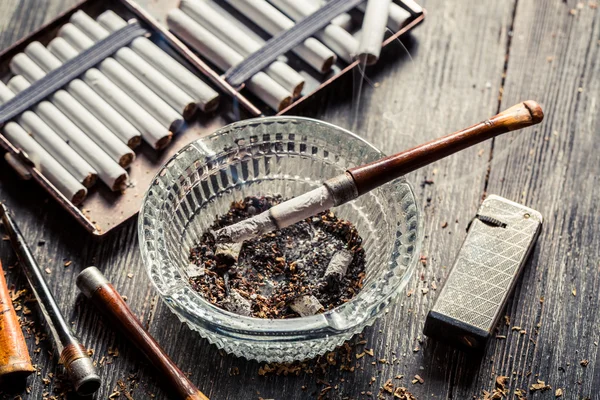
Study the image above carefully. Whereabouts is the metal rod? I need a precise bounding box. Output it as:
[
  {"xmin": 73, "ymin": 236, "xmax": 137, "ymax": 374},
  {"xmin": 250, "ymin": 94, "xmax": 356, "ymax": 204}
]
[{"xmin": 0, "ymin": 204, "xmax": 100, "ymax": 396}]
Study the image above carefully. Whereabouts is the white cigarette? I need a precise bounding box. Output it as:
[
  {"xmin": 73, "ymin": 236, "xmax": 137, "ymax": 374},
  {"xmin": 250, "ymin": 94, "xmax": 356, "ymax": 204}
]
[
  {"xmin": 97, "ymin": 10, "xmax": 220, "ymax": 113},
  {"xmin": 224, "ymin": 0, "xmax": 337, "ymax": 73},
  {"xmin": 48, "ymin": 37, "xmax": 172, "ymax": 150},
  {"xmin": 0, "ymin": 80, "xmax": 97, "ymax": 188},
  {"xmin": 9, "ymin": 53, "xmax": 135, "ymax": 169},
  {"xmin": 167, "ymin": 9, "xmax": 291, "ymax": 111},
  {"xmin": 1, "ymin": 121, "xmax": 87, "ymax": 204},
  {"xmin": 213, "ymin": 185, "xmax": 333, "ymax": 243},
  {"xmin": 8, "ymin": 75, "xmax": 129, "ymax": 191},
  {"xmin": 290, "ymin": 295, "xmax": 323, "ymax": 317},
  {"xmin": 323, "ymin": 249, "xmax": 353, "ymax": 281},
  {"xmin": 358, "ymin": 1, "xmax": 411, "ymax": 32},
  {"xmin": 58, "ymin": 23, "xmax": 184, "ymax": 135},
  {"xmin": 24, "ymin": 41, "xmax": 142, "ymax": 149},
  {"xmin": 179, "ymin": 0, "xmax": 305, "ymax": 98},
  {"xmin": 310, "ymin": 0, "xmax": 354, "ymax": 30},
  {"xmin": 357, "ymin": 0, "xmax": 392, "ymax": 65},
  {"xmin": 70, "ymin": 11, "xmax": 198, "ymax": 120},
  {"xmin": 268, "ymin": 0, "xmax": 358, "ymax": 63}
]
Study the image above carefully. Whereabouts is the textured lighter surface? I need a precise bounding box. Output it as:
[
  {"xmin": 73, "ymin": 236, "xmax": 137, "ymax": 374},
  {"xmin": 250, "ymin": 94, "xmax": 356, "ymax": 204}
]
[{"xmin": 432, "ymin": 196, "xmax": 541, "ymax": 331}]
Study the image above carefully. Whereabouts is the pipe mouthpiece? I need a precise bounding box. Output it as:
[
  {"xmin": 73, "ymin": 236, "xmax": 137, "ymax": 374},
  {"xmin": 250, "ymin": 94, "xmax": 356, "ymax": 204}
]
[
  {"xmin": 76, "ymin": 266, "xmax": 109, "ymax": 298},
  {"xmin": 523, "ymin": 100, "xmax": 544, "ymax": 124}
]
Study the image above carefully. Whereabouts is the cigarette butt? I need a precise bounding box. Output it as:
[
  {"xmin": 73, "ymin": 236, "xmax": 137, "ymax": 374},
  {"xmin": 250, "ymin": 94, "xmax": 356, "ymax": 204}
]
[
  {"xmin": 224, "ymin": 0, "xmax": 337, "ymax": 73},
  {"xmin": 48, "ymin": 37, "xmax": 173, "ymax": 150},
  {"xmin": 222, "ymin": 290, "xmax": 252, "ymax": 316},
  {"xmin": 290, "ymin": 295, "xmax": 324, "ymax": 317},
  {"xmin": 167, "ymin": 9, "xmax": 292, "ymax": 111},
  {"xmin": 0, "ymin": 79, "xmax": 98, "ymax": 188},
  {"xmin": 24, "ymin": 42, "xmax": 142, "ymax": 149},
  {"xmin": 180, "ymin": 0, "xmax": 305, "ymax": 98},
  {"xmin": 8, "ymin": 75, "xmax": 129, "ymax": 192},
  {"xmin": 59, "ymin": 23, "xmax": 184, "ymax": 135},
  {"xmin": 269, "ymin": 0, "xmax": 358, "ymax": 63},
  {"xmin": 324, "ymin": 249, "xmax": 353, "ymax": 282},
  {"xmin": 70, "ymin": 11, "xmax": 198, "ymax": 120},
  {"xmin": 2, "ymin": 122, "xmax": 87, "ymax": 203},
  {"xmin": 9, "ymin": 53, "xmax": 135, "ymax": 169},
  {"xmin": 215, "ymin": 242, "xmax": 243, "ymax": 264},
  {"xmin": 357, "ymin": 0, "xmax": 392, "ymax": 65},
  {"xmin": 97, "ymin": 10, "xmax": 220, "ymax": 113}
]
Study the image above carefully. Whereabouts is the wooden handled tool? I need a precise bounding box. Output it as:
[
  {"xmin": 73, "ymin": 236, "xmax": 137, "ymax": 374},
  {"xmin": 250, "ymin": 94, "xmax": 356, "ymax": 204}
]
[
  {"xmin": 77, "ymin": 267, "xmax": 209, "ymax": 400},
  {"xmin": 213, "ymin": 101, "xmax": 544, "ymax": 244},
  {"xmin": 0, "ymin": 260, "xmax": 35, "ymax": 380},
  {"xmin": 0, "ymin": 204, "xmax": 100, "ymax": 396}
]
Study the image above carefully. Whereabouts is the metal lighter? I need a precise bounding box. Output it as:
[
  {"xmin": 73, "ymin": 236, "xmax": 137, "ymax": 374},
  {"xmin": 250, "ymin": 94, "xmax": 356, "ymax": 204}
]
[{"xmin": 423, "ymin": 195, "xmax": 542, "ymax": 351}]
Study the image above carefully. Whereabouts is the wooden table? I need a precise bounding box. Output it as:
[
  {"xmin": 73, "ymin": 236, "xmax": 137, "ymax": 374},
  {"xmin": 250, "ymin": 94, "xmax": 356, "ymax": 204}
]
[{"xmin": 0, "ymin": 1, "xmax": 598, "ymax": 399}]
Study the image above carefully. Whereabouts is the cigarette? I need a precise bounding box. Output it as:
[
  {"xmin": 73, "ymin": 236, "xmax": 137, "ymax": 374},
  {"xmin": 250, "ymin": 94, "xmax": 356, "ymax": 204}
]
[
  {"xmin": 58, "ymin": 23, "xmax": 184, "ymax": 135},
  {"xmin": 357, "ymin": 0, "xmax": 392, "ymax": 65},
  {"xmin": 289, "ymin": 295, "xmax": 323, "ymax": 317},
  {"xmin": 222, "ymin": 290, "xmax": 252, "ymax": 316},
  {"xmin": 70, "ymin": 11, "xmax": 198, "ymax": 121},
  {"xmin": 24, "ymin": 42, "xmax": 142, "ymax": 149},
  {"xmin": 269, "ymin": 0, "xmax": 358, "ymax": 63},
  {"xmin": 323, "ymin": 249, "xmax": 353, "ymax": 282},
  {"xmin": 97, "ymin": 10, "xmax": 220, "ymax": 113},
  {"xmin": 1, "ymin": 122, "xmax": 87, "ymax": 204},
  {"xmin": 10, "ymin": 53, "xmax": 136, "ymax": 169},
  {"xmin": 167, "ymin": 9, "xmax": 292, "ymax": 111},
  {"xmin": 8, "ymin": 75, "xmax": 129, "ymax": 192},
  {"xmin": 357, "ymin": 1, "xmax": 411, "ymax": 32},
  {"xmin": 223, "ymin": 0, "xmax": 337, "ymax": 73},
  {"xmin": 179, "ymin": 0, "xmax": 305, "ymax": 98},
  {"xmin": 48, "ymin": 37, "xmax": 173, "ymax": 150},
  {"xmin": 213, "ymin": 185, "xmax": 333, "ymax": 244},
  {"xmin": 0, "ymin": 79, "xmax": 97, "ymax": 188}
]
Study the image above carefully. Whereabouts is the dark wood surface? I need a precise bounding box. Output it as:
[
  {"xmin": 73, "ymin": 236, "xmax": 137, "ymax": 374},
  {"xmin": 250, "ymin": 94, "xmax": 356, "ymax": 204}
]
[{"xmin": 0, "ymin": 0, "xmax": 598, "ymax": 399}]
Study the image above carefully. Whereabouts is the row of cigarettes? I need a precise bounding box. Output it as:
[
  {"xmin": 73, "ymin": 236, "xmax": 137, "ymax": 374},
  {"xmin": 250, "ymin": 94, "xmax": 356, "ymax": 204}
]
[
  {"xmin": 0, "ymin": 10, "xmax": 220, "ymax": 204},
  {"xmin": 167, "ymin": 0, "xmax": 412, "ymax": 111}
]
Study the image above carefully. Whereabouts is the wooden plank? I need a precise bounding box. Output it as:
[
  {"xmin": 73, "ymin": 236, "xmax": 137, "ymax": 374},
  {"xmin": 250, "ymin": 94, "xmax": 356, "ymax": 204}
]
[{"xmin": 457, "ymin": 1, "xmax": 600, "ymax": 399}]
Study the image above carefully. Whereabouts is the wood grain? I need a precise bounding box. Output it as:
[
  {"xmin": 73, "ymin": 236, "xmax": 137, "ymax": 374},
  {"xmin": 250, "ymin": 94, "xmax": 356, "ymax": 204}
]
[{"xmin": 0, "ymin": 0, "xmax": 598, "ymax": 399}]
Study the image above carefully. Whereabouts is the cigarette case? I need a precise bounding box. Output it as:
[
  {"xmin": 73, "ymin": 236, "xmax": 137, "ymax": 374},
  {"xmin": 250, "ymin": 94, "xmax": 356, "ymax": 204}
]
[{"xmin": 0, "ymin": 0, "xmax": 424, "ymax": 235}]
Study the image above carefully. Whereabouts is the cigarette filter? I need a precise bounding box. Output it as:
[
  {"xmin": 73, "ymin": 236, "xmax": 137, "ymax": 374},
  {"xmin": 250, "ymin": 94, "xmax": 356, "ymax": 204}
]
[
  {"xmin": 423, "ymin": 195, "xmax": 542, "ymax": 351},
  {"xmin": 0, "ymin": 260, "xmax": 35, "ymax": 380}
]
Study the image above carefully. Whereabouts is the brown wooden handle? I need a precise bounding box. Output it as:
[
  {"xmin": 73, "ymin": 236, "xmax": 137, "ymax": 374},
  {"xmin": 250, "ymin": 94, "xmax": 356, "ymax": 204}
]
[
  {"xmin": 0, "ymin": 260, "xmax": 35, "ymax": 380},
  {"xmin": 85, "ymin": 280, "xmax": 209, "ymax": 400},
  {"xmin": 347, "ymin": 101, "xmax": 543, "ymax": 195}
]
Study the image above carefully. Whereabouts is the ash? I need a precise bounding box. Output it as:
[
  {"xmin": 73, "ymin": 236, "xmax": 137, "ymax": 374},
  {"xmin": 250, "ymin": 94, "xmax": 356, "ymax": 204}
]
[{"xmin": 188, "ymin": 195, "xmax": 366, "ymax": 319}]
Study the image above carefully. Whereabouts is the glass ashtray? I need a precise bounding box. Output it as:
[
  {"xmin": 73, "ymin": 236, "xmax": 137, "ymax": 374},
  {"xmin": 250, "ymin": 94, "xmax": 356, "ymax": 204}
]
[{"xmin": 139, "ymin": 117, "xmax": 422, "ymax": 362}]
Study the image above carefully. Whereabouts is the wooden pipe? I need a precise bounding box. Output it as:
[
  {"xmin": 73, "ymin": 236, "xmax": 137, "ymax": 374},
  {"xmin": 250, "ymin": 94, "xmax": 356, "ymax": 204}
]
[
  {"xmin": 348, "ymin": 100, "xmax": 544, "ymax": 195},
  {"xmin": 0, "ymin": 260, "xmax": 35, "ymax": 381},
  {"xmin": 212, "ymin": 101, "xmax": 544, "ymax": 244},
  {"xmin": 76, "ymin": 267, "xmax": 209, "ymax": 400}
]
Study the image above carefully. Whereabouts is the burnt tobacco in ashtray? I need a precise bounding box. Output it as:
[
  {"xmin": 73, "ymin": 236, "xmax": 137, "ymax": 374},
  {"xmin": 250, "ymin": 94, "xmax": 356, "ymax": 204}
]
[{"xmin": 188, "ymin": 196, "xmax": 366, "ymax": 318}]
